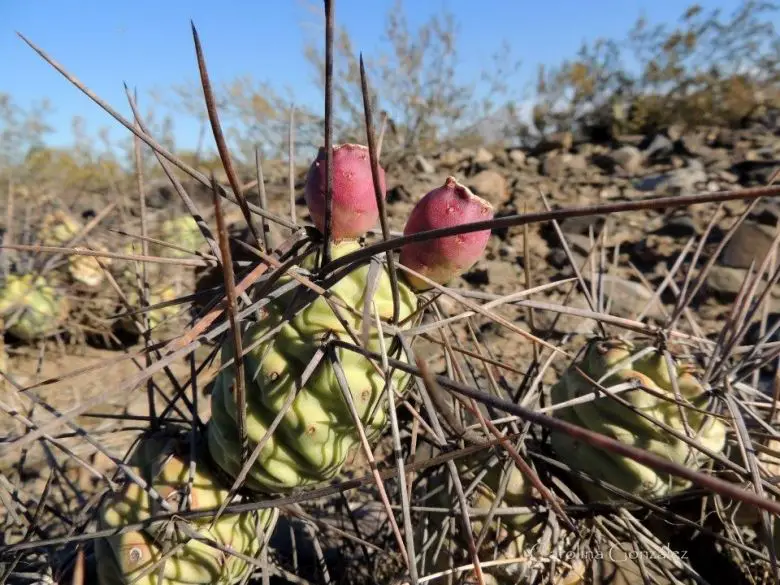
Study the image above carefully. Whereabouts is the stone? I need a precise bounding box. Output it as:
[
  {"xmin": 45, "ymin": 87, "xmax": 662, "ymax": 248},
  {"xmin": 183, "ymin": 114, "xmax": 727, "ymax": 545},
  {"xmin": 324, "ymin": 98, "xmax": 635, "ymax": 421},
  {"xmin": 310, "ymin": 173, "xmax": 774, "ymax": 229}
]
[
  {"xmin": 532, "ymin": 131, "xmax": 573, "ymax": 155},
  {"xmin": 438, "ymin": 149, "xmax": 467, "ymax": 168},
  {"xmin": 707, "ymin": 265, "xmax": 751, "ymax": 296},
  {"xmin": 473, "ymin": 147, "xmax": 494, "ymax": 165},
  {"xmin": 720, "ymin": 222, "xmax": 776, "ymax": 269},
  {"xmin": 541, "ymin": 153, "xmax": 587, "ymax": 179},
  {"xmin": 414, "ymin": 155, "xmax": 435, "ymax": 174},
  {"xmin": 533, "ymin": 293, "xmax": 595, "ymax": 335},
  {"xmin": 467, "ymin": 170, "xmax": 509, "ymax": 207},
  {"xmin": 635, "ymin": 165, "xmax": 707, "ymax": 195},
  {"xmin": 609, "ymin": 145, "xmax": 644, "ymax": 174},
  {"xmin": 508, "ymin": 149, "xmax": 526, "ymax": 166},
  {"xmin": 592, "ymin": 275, "xmax": 666, "ymax": 319},
  {"xmin": 642, "ymin": 133, "xmax": 674, "ymax": 161}
]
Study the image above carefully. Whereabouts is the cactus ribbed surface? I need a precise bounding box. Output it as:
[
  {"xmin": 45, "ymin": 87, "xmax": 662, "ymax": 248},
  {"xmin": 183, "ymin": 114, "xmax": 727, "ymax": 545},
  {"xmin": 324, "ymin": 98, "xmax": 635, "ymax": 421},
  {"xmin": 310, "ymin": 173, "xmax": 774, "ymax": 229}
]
[
  {"xmin": 208, "ymin": 240, "xmax": 418, "ymax": 492},
  {"xmin": 97, "ymin": 433, "xmax": 277, "ymax": 585},
  {"xmin": 39, "ymin": 210, "xmax": 81, "ymax": 246},
  {"xmin": 550, "ymin": 337, "xmax": 726, "ymax": 500},
  {"xmin": 0, "ymin": 274, "xmax": 68, "ymax": 340},
  {"xmin": 68, "ymin": 244, "xmax": 111, "ymax": 288},
  {"xmin": 156, "ymin": 216, "xmax": 203, "ymax": 258}
]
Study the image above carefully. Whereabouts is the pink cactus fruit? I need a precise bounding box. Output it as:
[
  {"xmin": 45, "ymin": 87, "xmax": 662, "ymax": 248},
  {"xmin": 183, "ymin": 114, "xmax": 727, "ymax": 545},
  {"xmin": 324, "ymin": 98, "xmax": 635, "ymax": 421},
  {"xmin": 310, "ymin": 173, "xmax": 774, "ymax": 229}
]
[
  {"xmin": 304, "ymin": 143, "xmax": 386, "ymax": 241},
  {"xmin": 400, "ymin": 176, "xmax": 494, "ymax": 291}
]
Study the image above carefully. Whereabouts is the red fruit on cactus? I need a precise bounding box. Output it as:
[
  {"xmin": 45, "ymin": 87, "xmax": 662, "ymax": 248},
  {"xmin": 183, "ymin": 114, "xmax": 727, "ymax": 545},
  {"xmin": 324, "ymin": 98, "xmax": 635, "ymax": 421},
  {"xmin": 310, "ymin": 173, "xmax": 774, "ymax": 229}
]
[
  {"xmin": 304, "ymin": 143, "xmax": 386, "ymax": 241},
  {"xmin": 400, "ymin": 176, "xmax": 494, "ymax": 291}
]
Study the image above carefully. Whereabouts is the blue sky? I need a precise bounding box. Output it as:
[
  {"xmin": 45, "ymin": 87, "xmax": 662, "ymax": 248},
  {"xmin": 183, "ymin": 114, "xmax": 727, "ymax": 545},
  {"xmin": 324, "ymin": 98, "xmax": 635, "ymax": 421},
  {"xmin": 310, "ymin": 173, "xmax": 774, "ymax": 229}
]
[{"xmin": 0, "ymin": 0, "xmax": 769, "ymax": 153}]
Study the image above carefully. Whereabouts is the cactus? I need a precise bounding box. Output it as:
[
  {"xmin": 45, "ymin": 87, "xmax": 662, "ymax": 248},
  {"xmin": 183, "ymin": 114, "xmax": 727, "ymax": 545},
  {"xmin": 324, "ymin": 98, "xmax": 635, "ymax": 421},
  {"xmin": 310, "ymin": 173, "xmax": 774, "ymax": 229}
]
[
  {"xmin": 550, "ymin": 337, "xmax": 727, "ymax": 500},
  {"xmin": 207, "ymin": 240, "xmax": 418, "ymax": 492},
  {"xmin": 39, "ymin": 210, "xmax": 81, "ymax": 246},
  {"xmin": 304, "ymin": 143, "xmax": 386, "ymax": 241},
  {"xmin": 155, "ymin": 215, "xmax": 203, "ymax": 258},
  {"xmin": 68, "ymin": 244, "xmax": 112, "ymax": 288},
  {"xmin": 0, "ymin": 274, "xmax": 69, "ymax": 341},
  {"xmin": 399, "ymin": 176, "xmax": 494, "ymax": 291},
  {"xmin": 97, "ymin": 432, "xmax": 277, "ymax": 585},
  {"xmin": 118, "ymin": 280, "xmax": 186, "ymax": 334},
  {"xmin": 428, "ymin": 454, "xmax": 545, "ymax": 582}
]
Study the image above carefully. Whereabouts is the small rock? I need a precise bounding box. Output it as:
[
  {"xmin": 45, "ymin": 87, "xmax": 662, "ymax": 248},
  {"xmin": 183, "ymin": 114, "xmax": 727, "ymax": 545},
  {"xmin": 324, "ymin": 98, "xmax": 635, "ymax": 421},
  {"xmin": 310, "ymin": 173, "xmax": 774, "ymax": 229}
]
[
  {"xmin": 666, "ymin": 124, "xmax": 684, "ymax": 141},
  {"xmin": 642, "ymin": 133, "xmax": 674, "ymax": 161},
  {"xmin": 467, "ymin": 170, "xmax": 509, "ymax": 207},
  {"xmin": 714, "ymin": 169, "xmax": 739, "ymax": 184},
  {"xmin": 531, "ymin": 131, "xmax": 573, "ymax": 155},
  {"xmin": 438, "ymin": 149, "xmax": 467, "ymax": 168},
  {"xmin": 707, "ymin": 265, "xmax": 751, "ymax": 296},
  {"xmin": 609, "ymin": 145, "xmax": 644, "ymax": 174},
  {"xmin": 558, "ymin": 214, "xmax": 607, "ymax": 237},
  {"xmin": 713, "ymin": 128, "xmax": 737, "ymax": 149},
  {"xmin": 541, "ymin": 153, "xmax": 564, "ymax": 178},
  {"xmin": 540, "ymin": 153, "xmax": 587, "ymax": 179},
  {"xmin": 533, "ymin": 294, "xmax": 594, "ymax": 335},
  {"xmin": 751, "ymin": 202, "xmax": 780, "ymax": 227},
  {"xmin": 473, "ymin": 147, "xmax": 494, "ymax": 165},
  {"xmin": 720, "ymin": 222, "xmax": 776, "ymax": 269},
  {"xmin": 594, "ymin": 275, "xmax": 665, "ymax": 319},
  {"xmin": 508, "ymin": 149, "xmax": 526, "ymax": 166},
  {"xmin": 635, "ymin": 165, "xmax": 707, "ymax": 195},
  {"xmin": 414, "ymin": 154, "xmax": 435, "ymax": 174}
]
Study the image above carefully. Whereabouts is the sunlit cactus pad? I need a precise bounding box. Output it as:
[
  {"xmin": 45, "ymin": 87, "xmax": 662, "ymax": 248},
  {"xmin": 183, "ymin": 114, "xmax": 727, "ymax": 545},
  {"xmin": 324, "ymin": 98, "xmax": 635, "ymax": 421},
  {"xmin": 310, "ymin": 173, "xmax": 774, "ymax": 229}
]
[
  {"xmin": 550, "ymin": 337, "xmax": 727, "ymax": 500},
  {"xmin": 96, "ymin": 432, "xmax": 277, "ymax": 585},
  {"xmin": 208, "ymin": 240, "xmax": 418, "ymax": 492}
]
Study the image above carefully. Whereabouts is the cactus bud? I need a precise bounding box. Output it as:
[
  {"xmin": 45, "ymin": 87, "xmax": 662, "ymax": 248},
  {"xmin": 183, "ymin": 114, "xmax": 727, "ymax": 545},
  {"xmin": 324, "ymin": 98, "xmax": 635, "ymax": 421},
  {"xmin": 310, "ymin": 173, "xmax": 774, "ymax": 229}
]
[
  {"xmin": 400, "ymin": 176, "xmax": 494, "ymax": 291},
  {"xmin": 304, "ymin": 143, "xmax": 385, "ymax": 241}
]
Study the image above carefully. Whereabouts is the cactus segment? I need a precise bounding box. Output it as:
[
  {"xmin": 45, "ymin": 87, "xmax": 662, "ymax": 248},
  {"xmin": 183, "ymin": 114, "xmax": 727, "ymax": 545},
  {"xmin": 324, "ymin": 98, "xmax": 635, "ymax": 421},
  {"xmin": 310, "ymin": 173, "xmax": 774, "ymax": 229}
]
[
  {"xmin": 549, "ymin": 337, "xmax": 727, "ymax": 500},
  {"xmin": 304, "ymin": 144, "xmax": 386, "ymax": 241},
  {"xmin": 155, "ymin": 216, "xmax": 203, "ymax": 258},
  {"xmin": 68, "ymin": 244, "xmax": 112, "ymax": 288},
  {"xmin": 399, "ymin": 176, "xmax": 494, "ymax": 291},
  {"xmin": 427, "ymin": 454, "xmax": 545, "ymax": 582},
  {"xmin": 39, "ymin": 210, "xmax": 81, "ymax": 246},
  {"xmin": 0, "ymin": 274, "xmax": 69, "ymax": 340},
  {"xmin": 207, "ymin": 240, "xmax": 418, "ymax": 492},
  {"xmin": 117, "ymin": 281, "xmax": 184, "ymax": 333},
  {"xmin": 97, "ymin": 433, "xmax": 277, "ymax": 585}
]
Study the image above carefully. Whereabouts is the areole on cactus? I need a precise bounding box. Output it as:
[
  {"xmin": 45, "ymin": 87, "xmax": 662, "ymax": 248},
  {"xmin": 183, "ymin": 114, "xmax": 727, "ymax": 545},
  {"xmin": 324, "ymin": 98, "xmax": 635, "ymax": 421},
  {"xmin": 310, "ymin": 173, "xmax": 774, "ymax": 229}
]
[
  {"xmin": 304, "ymin": 143, "xmax": 386, "ymax": 241},
  {"xmin": 549, "ymin": 337, "xmax": 727, "ymax": 500},
  {"xmin": 399, "ymin": 176, "xmax": 494, "ymax": 291},
  {"xmin": 97, "ymin": 432, "xmax": 277, "ymax": 585},
  {"xmin": 208, "ymin": 240, "xmax": 418, "ymax": 492},
  {"xmin": 0, "ymin": 274, "xmax": 69, "ymax": 341}
]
